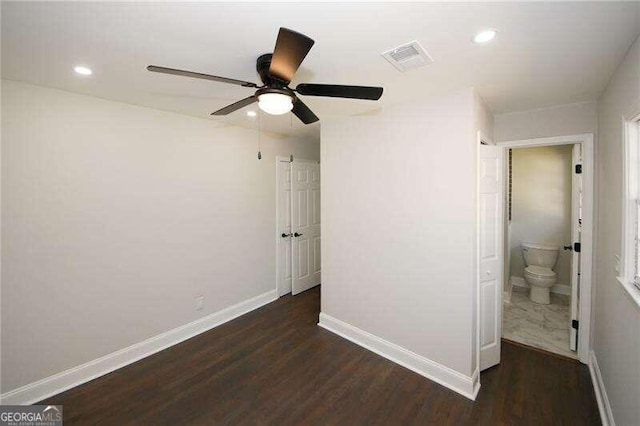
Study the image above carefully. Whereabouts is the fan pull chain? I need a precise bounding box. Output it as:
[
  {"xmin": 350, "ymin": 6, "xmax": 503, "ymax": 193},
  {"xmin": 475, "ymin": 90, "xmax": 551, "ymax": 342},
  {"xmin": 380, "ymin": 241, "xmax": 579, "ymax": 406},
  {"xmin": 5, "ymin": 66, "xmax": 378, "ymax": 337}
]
[{"xmin": 257, "ymin": 109, "xmax": 262, "ymax": 160}]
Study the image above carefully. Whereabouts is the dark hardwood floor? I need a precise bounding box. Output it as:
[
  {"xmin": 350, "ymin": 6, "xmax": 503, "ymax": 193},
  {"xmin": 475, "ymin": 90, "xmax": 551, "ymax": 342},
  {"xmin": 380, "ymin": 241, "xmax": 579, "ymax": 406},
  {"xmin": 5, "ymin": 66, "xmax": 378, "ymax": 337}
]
[{"xmin": 40, "ymin": 287, "xmax": 600, "ymax": 425}]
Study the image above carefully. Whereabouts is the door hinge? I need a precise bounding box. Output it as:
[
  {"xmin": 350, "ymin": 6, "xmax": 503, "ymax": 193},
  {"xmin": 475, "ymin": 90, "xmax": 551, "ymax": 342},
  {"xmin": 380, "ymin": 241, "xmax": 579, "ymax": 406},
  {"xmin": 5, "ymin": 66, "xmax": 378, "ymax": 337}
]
[
  {"xmin": 574, "ymin": 242, "xmax": 581, "ymax": 252},
  {"xmin": 575, "ymin": 164, "xmax": 582, "ymax": 174},
  {"xmin": 572, "ymin": 319, "xmax": 579, "ymax": 330}
]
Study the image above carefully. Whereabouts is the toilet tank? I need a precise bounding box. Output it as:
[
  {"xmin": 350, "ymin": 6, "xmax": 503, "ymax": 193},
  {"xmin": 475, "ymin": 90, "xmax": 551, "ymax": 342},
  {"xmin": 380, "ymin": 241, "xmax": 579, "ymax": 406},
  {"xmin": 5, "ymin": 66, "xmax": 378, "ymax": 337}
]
[{"xmin": 521, "ymin": 242, "xmax": 559, "ymax": 269}]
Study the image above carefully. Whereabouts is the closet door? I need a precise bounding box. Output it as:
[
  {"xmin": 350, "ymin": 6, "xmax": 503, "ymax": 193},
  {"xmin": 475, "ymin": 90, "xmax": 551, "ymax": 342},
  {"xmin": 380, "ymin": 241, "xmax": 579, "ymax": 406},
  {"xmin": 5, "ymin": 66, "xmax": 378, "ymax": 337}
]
[
  {"xmin": 291, "ymin": 160, "xmax": 321, "ymax": 295},
  {"xmin": 479, "ymin": 145, "xmax": 504, "ymax": 371}
]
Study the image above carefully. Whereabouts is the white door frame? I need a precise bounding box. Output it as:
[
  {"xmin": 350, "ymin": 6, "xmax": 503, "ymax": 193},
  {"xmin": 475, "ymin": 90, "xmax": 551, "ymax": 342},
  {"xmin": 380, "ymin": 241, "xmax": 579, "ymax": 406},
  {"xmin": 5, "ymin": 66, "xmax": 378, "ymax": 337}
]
[
  {"xmin": 488, "ymin": 133, "xmax": 594, "ymax": 364},
  {"xmin": 276, "ymin": 156, "xmax": 292, "ymax": 296}
]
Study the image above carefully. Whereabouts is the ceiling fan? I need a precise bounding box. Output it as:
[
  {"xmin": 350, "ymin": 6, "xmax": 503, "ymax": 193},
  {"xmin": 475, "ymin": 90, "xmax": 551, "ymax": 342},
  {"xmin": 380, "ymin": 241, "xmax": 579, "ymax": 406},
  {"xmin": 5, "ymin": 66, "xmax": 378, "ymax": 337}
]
[{"xmin": 147, "ymin": 27, "xmax": 383, "ymax": 124}]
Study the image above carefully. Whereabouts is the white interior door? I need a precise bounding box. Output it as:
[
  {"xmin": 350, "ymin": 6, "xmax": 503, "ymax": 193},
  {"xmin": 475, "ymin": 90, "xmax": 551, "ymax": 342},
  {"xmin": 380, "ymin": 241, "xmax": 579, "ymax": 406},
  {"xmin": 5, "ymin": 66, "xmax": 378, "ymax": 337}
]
[
  {"xmin": 569, "ymin": 144, "xmax": 583, "ymax": 351},
  {"xmin": 276, "ymin": 160, "xmax": 293, "ymax": 296},
  {"xmin": 291, "ymin": 160, "xmax": 321, "ymax": 295},
  {"xmin": 479, "ymin": 145, "xmax": 504, "ymax": 371}
]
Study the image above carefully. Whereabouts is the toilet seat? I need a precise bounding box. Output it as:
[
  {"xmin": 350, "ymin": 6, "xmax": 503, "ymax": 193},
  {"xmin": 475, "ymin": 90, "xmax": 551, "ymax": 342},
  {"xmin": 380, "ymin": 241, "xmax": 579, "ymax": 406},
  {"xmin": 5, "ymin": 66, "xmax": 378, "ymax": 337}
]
[{"xmin": 524, "ymin": 265, "xmax": 556, "ymax": 279}]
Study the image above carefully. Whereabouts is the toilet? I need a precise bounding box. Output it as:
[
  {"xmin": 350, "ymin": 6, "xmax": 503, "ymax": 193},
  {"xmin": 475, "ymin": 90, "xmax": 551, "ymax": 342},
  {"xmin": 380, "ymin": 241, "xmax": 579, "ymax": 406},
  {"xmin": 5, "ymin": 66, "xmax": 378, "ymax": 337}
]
[{"xmin": 521, "ymin": 242, "xmax": 558, "ymax": 304}]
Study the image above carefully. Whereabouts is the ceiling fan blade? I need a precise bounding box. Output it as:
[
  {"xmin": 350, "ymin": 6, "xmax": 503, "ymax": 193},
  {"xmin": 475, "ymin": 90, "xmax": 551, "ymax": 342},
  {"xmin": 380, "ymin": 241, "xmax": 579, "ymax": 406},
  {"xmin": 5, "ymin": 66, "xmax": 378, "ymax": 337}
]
[
  {"xmin": 211, "ymin": 96, "xmax": 257, "ymax": 116},
  {"xmin": 148, "ymin": 65, "xmax": 258, "ymax": 88},
  {"xmin": 269, "ymin": 28, "xmax": 315, "ymax": 83},
  {"xmin": 292, "ymin": 98, "xmax": 319, "ymax": 124},
  {"xmin": 296, "ymin": 84, "xmax": 383, "ymax": 100}
]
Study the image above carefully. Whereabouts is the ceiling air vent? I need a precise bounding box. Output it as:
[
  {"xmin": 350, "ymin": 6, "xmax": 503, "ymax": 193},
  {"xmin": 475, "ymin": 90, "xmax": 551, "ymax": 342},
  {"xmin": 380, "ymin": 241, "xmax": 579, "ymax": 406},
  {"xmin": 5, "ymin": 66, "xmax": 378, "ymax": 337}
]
[{"xmin": 381, "ymin": 41, "xmax": 433, "ymax": 72}]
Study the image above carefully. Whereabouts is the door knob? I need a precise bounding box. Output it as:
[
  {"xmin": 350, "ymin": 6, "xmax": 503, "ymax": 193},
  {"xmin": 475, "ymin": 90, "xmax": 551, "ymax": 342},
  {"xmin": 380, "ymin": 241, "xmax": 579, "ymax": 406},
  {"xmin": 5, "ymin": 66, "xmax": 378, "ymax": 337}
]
[
  {"xmin": 281, "ymin": 233, "xmax": 292, "ymax": 238},
  {"xmin": 294, "ymin": 232, "xmax": 303, "ymax": 237},
  {"xmin": 563, "ymin": 245, "xmax": 573, "ymax": 251}
]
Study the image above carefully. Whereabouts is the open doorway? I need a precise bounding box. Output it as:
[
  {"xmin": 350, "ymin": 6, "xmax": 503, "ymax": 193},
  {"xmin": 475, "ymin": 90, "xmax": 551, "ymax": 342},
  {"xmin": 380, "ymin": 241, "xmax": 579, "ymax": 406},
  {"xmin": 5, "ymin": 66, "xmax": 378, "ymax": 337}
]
[
  {"xmin": 502, "ymin": 144, "xmax": 581, "ymax": 359},
  {"xmin": 478, "ymin": 133, "xmax": 594, "ymax": 372},
  {"xmin": 276, "ymin": 157, "xmax": 321, "ymax": 296}
]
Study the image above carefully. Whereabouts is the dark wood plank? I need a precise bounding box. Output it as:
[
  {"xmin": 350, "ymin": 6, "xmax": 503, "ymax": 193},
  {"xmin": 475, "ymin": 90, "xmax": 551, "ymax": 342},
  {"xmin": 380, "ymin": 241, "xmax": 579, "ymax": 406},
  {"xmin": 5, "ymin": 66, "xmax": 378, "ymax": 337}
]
[{"xmin": 39, "ymin": 287, "xmax": 601, "ymax": 425}]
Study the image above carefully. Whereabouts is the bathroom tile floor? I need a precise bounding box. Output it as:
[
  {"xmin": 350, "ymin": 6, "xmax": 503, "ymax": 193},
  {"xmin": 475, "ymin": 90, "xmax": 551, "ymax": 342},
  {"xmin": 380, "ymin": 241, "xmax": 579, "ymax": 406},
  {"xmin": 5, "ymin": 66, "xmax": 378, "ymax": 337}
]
[{"xmin": 503, "ymin": 287, "xmax": 576, "ymax": 359}]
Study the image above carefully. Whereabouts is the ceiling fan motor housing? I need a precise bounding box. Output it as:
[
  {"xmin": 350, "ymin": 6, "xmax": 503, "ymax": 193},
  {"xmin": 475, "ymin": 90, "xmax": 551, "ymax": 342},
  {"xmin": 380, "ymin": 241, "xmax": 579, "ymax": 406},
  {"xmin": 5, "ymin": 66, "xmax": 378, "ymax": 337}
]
[
  {"xmin": 257, "ymin": 53, "xmax": 277, "ymax": 86},
  {"xmin": 255, "ymin": 87, "xmax": 294, "ymax": 98}
]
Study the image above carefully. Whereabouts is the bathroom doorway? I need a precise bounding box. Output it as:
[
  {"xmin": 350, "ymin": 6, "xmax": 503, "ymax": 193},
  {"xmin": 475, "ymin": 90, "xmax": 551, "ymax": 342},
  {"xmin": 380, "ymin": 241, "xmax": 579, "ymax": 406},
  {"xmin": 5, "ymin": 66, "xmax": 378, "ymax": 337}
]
[
  {"xmin": 478, "ymin": 133, "xmax": 594, "ymax": 370},
  {"xmin": 503, "ymin": 144, "xmax": 579, "ymax": 359}
]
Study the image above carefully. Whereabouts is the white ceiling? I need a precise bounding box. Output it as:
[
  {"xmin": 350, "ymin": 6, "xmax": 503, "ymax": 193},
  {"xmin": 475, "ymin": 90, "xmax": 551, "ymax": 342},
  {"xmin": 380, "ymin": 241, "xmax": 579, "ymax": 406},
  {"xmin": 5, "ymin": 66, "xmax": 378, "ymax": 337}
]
[{"xmin": 2, "ymin": 2, "xmax": 639, "ymax": 139}]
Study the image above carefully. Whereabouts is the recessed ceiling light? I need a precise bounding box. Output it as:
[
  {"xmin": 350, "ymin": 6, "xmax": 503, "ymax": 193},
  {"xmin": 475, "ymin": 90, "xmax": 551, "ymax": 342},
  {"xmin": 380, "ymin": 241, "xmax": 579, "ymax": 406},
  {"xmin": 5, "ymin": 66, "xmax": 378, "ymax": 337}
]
[
  {"xmin": 73, "ymin": 66, "xmax": 93, "ymax": 76},
  {"xmin": 473, "ymin": 30, "xmax": 497, "ymax": 44},
  {"xmin": 247, "ymin": 111, "xmax": 257, "ymax": 117}
]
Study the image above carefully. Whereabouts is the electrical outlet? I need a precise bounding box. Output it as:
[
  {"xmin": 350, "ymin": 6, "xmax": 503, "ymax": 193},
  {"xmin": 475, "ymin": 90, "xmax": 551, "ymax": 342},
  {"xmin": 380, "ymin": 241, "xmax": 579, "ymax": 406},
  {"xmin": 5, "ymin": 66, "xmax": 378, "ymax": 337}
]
[{"xmin": 195, "ymin": 296, "xmax": 204, "ymax": 311}]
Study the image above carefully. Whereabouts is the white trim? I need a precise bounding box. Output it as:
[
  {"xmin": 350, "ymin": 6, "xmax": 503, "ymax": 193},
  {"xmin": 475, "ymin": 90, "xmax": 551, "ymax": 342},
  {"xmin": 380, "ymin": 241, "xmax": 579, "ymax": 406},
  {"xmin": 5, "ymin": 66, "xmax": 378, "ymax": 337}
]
[
  {"xmin": 293, "ymin": 158, "xmax": 320, "ymax": 164},
  {"xmin": 496, "ymin": 133, "xmax": 594, "ymax": 364},
  {"xmin": 276, "ymin": 156, "xmax": 291, "ymax": 297},
  {"xmin": 0, "ymin": 289, "xmax": 278, "ymax": 405},
  {"xmin": 478, "ymin": 130, "xmax": 495, "ymax": 146},
  {"xmin": 510, "ymin": 276, "xmax": 526, "ymax": 287},
  {"xmin": 496, "ymin": 133, "xmax": 591, "ymax": 148},
  {"xmin": 470, "ymin": 367, "xmax": 480, "ymax": 400},
  {"xmin": 476, "ymin": 132, "xmax": 481, "ymax": 389},
  {"xmin": 318, "ymin": 313, "xmax": 479, "ymax": 401},
  {"xmin": 615, "ymin": 277, "xmax": 640, "ymax": 311},
  {"xmin": 619, "ymin": 110, "xmax": 640, "ymax": 310},
  {"xmin": 510, "ymin": 276, "xmax": 572, "ymax": 296},
  {"xmin": 588, "ymin": 350, "xmax": 615, "ymax": 426},
  {"xmin": 551, "ymin": 284, "xmax": 571, "ymax": 296}
]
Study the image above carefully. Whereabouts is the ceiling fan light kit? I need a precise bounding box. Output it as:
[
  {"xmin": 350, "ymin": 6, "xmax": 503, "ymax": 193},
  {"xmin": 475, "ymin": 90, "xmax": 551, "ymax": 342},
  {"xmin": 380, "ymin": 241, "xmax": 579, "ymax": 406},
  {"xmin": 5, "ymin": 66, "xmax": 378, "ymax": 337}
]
[
  {"xmin": 256, "ymin": 89, "xmax": 294, "ymax": 115},
  {"xmin": 147, "ymin": 27, "xmax": 383, "ymax": 124}
]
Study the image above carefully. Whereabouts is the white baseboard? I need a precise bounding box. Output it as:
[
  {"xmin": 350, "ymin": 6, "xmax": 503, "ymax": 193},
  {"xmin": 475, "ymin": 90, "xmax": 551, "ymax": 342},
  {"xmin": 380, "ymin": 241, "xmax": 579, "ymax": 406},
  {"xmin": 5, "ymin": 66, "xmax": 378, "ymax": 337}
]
[
  {"xmin": 1, "ymin": 289, "xmax": 278, "ymax": 405},
  {"xmin": 551, "ymin": 284, "xmax": 571, "ymax": 296},
  {"xmin": 470, "ymin": 367, "xmax": 480, "ymax": 400},
  {"xmin": 588, "ymin": 350, "xmax": 615, "ymax": 426},
  {"xmin": 318, "ymin": 313, "xmax": 479, "ymax": 400},
  {"xmin": 510, "ymin": 276, "xmax": 571, "ymax": 296},
  {"xmin": 510, "ymin": 276, "xmax": 527, "ymax": 288}
]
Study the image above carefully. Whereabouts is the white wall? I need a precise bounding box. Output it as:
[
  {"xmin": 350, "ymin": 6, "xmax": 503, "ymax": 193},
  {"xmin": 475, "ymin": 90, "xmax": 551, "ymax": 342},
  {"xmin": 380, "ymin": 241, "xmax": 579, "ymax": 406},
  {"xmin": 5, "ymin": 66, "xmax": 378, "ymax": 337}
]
[
  {"xmin": 594, "ymin": 35, "xmax": 640, "ymax": 425},
  {"xmin": 509, "ymin": 145, "xmax": 573, "ymax": 288},
  {"xmin": 495, "ymin": 101, "xmax": 598, "ymax": 142},
  {"xmin": 0, "ymin": 80, "xmax": 319, "ymax": 392},
  {"xmin": 474, "ymin": 93, "xmax": 495, "ymax": 143},
  {"xmin": 321, "ymin": 88, "xmax": 489, "ymax": 382}
]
